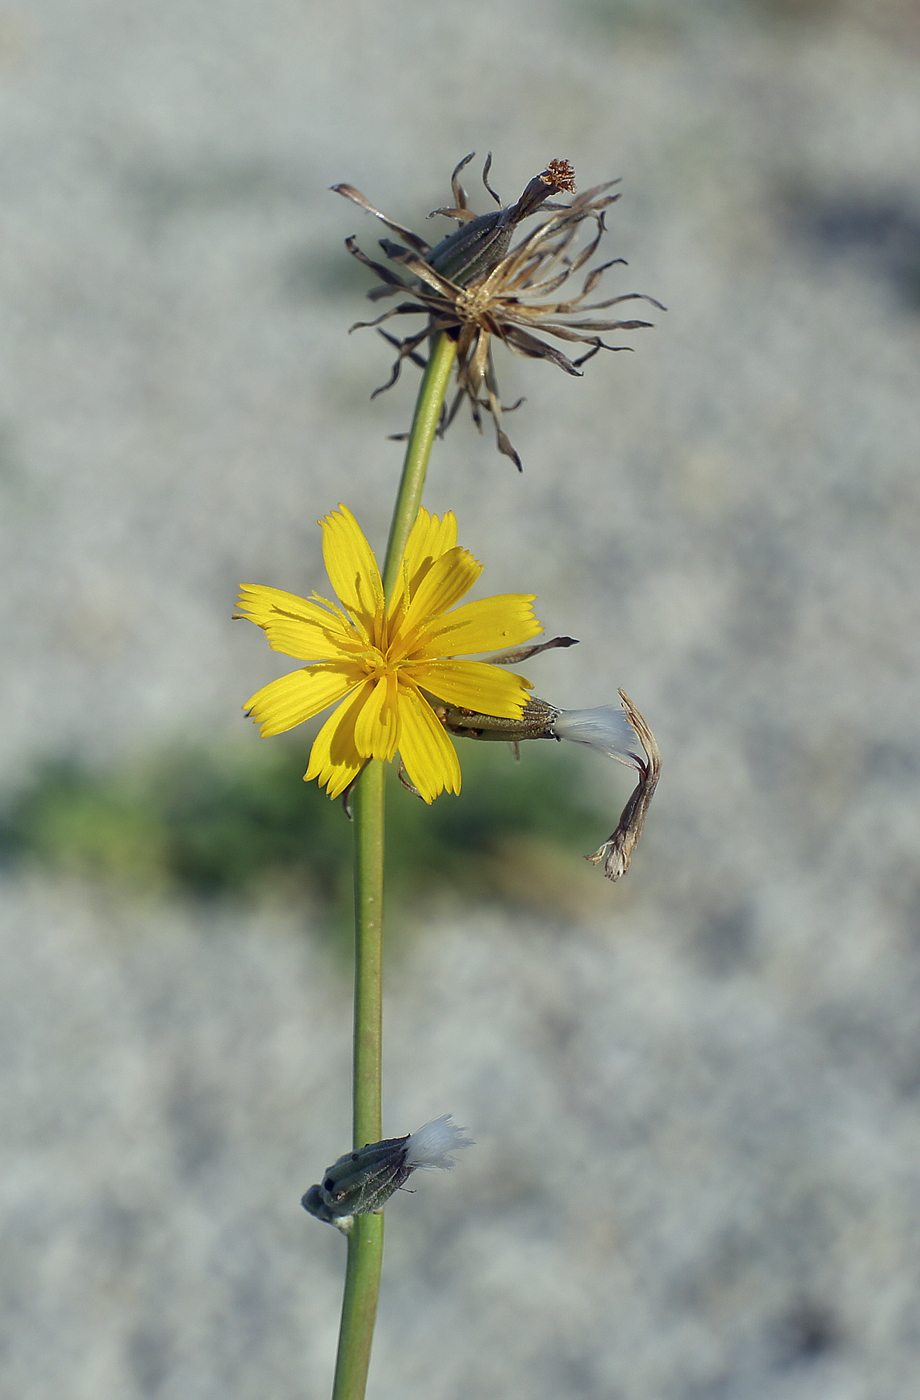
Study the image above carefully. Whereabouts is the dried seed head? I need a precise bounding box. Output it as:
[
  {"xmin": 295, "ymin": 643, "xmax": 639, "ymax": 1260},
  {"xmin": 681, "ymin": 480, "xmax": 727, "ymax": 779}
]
[{"xmin": 334, "ymin": 155, "xmax": 663, "ymax": 469}]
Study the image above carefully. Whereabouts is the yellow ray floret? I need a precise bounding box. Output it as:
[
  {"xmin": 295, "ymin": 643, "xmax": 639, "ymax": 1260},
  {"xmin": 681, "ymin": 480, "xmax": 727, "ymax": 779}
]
[{"xmin": 239, "ymin": 504, "xmax": 542, "ymax": 802}]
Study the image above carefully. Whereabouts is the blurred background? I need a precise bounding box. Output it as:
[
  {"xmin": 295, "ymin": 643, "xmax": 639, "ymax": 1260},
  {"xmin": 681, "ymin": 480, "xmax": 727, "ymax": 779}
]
[{"xmin": 2, "ymin": 1, "xmax": 920, "ymax": 1396}]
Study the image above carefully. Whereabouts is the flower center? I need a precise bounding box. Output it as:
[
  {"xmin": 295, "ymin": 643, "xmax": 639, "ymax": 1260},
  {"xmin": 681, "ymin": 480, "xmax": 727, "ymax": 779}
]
[
  {"xmin": 360, "ymin": 642, "xmax": 410, "ymax": 685},
  {"xmin": 455, "ymin": 284, "xmax": 493, "ymax": 322}
]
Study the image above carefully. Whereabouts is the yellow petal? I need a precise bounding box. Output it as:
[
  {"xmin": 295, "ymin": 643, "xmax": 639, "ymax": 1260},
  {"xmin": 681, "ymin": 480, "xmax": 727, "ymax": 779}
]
[
  {"xmin": 387, "ymin": 509, "xmax": 459, "ymax": 633},
  {"xmin": 258, "ymin": 619, "xmax": 362, "ymax": 660},
  {"xmin": 320, "ymin": 505, "xmax": 385, "ymax": 639},
  {"xmin": 305, "ymin": 683, "xmax": 373, "ymax": 798},
  {"xmin": 392, "ymin": 547, "xmax": 482, "ymax": 657},
  {"xmin": 410, "ymin": 660, "xmax": 532, "ymax": 718},
  {"xmin": 410, "ymin": 594, "xmax": 542, "ymax": 659},
  {"xmin": 237, "ymin": 585, "xmax": 356, "ymax": 660},
  {"xmin": 353, "ymin": 671, "xmax": 401, "ymax": 761},
  {"xmin": 397, "ymin": 684, "xmax": 462, "ymax": 804},
  {"xmin": 401, "ymin": 508, "xmax": 458, "ymax": 585},
  {"xmin": 244, "ymin": 664, "xmax": 361, "ymax": 737},
  {"xmin": 237, "ymin": 584, "xmax": 318, "ymax": 626}
]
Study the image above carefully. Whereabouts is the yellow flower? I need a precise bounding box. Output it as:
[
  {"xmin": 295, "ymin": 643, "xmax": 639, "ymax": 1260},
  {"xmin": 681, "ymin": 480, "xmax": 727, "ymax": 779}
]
[{"xmin": 238, "ymin": 505, "xmax": 542, "ymax": 802}]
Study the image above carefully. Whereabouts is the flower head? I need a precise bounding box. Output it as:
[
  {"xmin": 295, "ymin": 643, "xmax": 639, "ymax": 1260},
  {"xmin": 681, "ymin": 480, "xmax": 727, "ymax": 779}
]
[
  {"xmin": 334, "ymin": 154, "xmax": 663, "ymax": 469},
  {"xmin": 237, "ymin": 506, "xmax": 542, "ymax": 802}
]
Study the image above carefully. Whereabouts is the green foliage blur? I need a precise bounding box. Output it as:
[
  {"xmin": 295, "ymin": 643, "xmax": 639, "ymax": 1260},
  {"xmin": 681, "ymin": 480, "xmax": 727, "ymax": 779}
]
[{"xmin": 0, "ymin": 739, "xmax": 612, "ymax": 933}]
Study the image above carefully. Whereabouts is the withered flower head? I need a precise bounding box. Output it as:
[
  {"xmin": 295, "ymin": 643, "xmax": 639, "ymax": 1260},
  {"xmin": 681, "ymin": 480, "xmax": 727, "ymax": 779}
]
[
  {"xmin": 567, "ymin": 691, "xmax": 661, "ymax": 882},
  {"xmin": 333, "ymin": 154, "xmax": 664, "ymax": 469},
  {"xmin": 430, "ymin": 636, "xmax": 660, "ymax": 881},
  {"xmin": 301, "ymin": 1115, "xmax": 473, "ymax": 1233}
]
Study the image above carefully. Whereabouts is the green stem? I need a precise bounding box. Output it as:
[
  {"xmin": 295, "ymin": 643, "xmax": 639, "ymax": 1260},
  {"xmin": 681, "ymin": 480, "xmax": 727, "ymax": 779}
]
[
  {"xmin": 351, "ymin": 758, "xmax": 385, "ymax": 1151},
  {"xmin": 331, "ymin": 1213, "xmax": 385, "ymax": 1400},
  {"xmin": 330, "ymin": 331, "xmax": 456, "ymax": 1400},
  {"xmin": 382, "ymin": 330, "xmax": 458, "ymax": 596},
  {"xmin": 332, "ymin": 758, "xmax": 384, "ymax": 1400}
]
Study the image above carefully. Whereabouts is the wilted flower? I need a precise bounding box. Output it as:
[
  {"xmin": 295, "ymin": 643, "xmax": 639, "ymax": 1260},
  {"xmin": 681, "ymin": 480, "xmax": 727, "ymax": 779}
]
[
  {"xmin": 302, "ymin": 1115, "xmax": 473, "ymax": 1232},
  {"xmin": 334, "ymin": 154, "xmax": 663, "ymax": 468},
  {"xmin": 581, "ymin": 691, "xmax": 661, "ymax": 881},
  {"xmin": 237, "ymin": 505, "xmax": 542, "ymax": 802},
  {"xmin": 437, "ymin": 673, "xmax": 660, "ymax": 881}
]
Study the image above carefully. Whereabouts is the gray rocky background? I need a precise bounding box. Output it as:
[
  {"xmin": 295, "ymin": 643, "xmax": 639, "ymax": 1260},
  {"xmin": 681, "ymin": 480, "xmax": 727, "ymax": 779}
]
[{"xmin": 3, "ymin": 0, "xmax": 920, "ymax": 1396}]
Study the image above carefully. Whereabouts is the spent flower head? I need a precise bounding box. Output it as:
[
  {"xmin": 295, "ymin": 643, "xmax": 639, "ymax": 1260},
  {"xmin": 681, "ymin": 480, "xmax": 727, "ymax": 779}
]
[
  {"xmin": 334, "ymin": 154, "xmax": 664, "ymax": 469},
  {"xmin": 302, "ymin": 1115, "xmax": 473, "ymax": 1233},
  {"xmin": 438, "ymin": 678, "xmax": 660, "ymax": 882},
  {"xmin": 237, "ymin": 505, "xmax": 542, "ymax": 802}
]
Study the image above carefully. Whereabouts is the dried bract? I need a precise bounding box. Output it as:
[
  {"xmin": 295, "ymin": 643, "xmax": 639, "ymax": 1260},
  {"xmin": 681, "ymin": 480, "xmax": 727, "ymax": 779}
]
[
  {"xmin": 333, "ymin": 155, "xmax": 663, "ymax": 469},
  {"xmin": 583, "ymin": 690, "xmax": 660, "ymax": 881}
]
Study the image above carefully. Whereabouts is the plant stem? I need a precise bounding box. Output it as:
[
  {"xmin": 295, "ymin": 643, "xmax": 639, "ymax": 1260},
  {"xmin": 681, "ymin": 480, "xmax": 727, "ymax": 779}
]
[
  {"xmin": 382, "ymin": 331, "xmax": 458, "ymax": 597},
  {"xmin": 350, "ymin": 757, "xmax": 385, "ymax": 1152},
  {"xmin": 331, "ymin": 1211, "xmax": 385, "ymax": 1400},
  {"xmin": 330, "ymin": 330, "xmax": 456, "ymax": 1400},
  {"xmin": 332, "ymin": 758, "xmax": 384, "ymax": 1400}
]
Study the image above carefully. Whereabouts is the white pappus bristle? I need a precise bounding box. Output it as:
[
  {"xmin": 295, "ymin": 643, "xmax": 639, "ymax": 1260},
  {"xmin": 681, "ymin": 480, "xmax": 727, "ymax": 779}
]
[
  {"xmin": 405, "ymin": 1114, "xmax": 474, "ymax": 1171},
  {"xmin": 551, "ymin": 704, "xmax": 641, "ymax": 768}
]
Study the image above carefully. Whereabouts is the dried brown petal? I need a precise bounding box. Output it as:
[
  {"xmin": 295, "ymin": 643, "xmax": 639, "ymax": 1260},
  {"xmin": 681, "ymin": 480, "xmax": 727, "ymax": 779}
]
[{"xmin": 585, "ymin": 690, "xmax": 660, "ymax": 882}]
